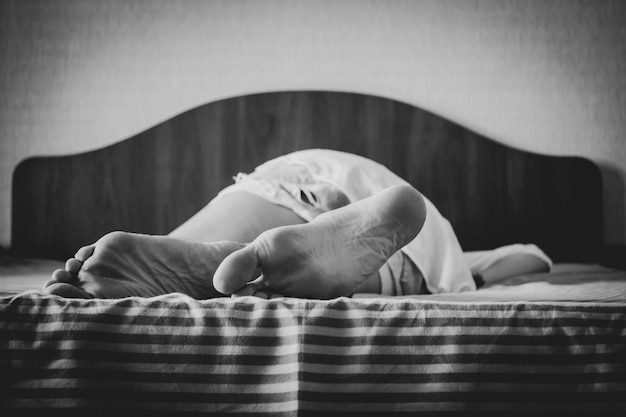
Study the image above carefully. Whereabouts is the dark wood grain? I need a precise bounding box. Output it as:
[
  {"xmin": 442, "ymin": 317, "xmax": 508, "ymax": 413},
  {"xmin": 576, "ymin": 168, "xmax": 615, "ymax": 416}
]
[{"xmin": 12, "ymin": 91, "xmax": 603, "ymax": 262}]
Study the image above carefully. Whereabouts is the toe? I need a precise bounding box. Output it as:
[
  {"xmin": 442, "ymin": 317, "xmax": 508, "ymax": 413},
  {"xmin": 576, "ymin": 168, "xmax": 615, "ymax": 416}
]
[
  {"xmin": 213, "ymin": 245, "xmax": 263, "ymax": 294},
  {"xmin": 50, "ymin": 268, "xmax": 73, "ymax": 283},
  {"xmin": 74, "ymin": 245, "xmax": 95, "ymax": 262},
  {"xmin": 43, "ymin": 282, "xmax": 93, "ymax": 298},
  {"xmin": 42, "ymin": 278, "xmax": 58, "ymax": 289},
  {"xmin": 65, "ymin": 258, "xmax": 83, "ymax": 275}
]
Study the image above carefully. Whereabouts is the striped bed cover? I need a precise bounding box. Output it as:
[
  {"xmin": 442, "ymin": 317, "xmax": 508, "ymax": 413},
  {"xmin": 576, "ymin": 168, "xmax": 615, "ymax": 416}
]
[{"xmin": 1, "ymin": 292, "xmax": 625, "ymax": 415}]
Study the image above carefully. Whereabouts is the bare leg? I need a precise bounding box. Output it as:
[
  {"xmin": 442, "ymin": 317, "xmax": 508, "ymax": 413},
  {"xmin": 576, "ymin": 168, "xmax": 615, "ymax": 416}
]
[
  {"xmin": 169, "ymin": 192, "xmax": 306, "ymax": 243},
  {"xmin": 43, "ymin": 192, "xmax": 307, "ymax": 299},
  {"xmin": 213, "ymin": 185, "xmax": 426, "ymax": 299},
  {"xmin": 42, "ymin": 185, "xmax": 421, "ymax": 300}
]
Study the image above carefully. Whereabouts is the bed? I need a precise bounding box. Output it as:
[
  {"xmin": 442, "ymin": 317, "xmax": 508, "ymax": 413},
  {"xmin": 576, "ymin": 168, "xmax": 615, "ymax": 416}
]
[{"xmin": 2, "ymin": 91, "xmax": 625, "ymax": 414}]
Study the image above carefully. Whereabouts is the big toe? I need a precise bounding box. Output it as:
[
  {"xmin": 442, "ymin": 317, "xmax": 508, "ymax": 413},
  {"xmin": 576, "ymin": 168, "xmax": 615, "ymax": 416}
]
[
  {"xmin": 43, "ymin": 282, "xmax": 93, "ymax": 298},
  {"xmin": 213, "ymin": 244, "xmax": 261, "ymax": 295}
]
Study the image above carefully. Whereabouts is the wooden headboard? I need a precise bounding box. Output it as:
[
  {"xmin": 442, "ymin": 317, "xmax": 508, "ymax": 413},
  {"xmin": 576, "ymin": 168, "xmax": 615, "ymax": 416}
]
[{"xmin": 12, "ymin": 91, "xmax": 603, "ymax": 263}]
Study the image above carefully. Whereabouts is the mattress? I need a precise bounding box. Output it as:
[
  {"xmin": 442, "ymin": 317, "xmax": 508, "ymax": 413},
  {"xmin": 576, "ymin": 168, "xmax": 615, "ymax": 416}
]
[{"xmin": 1, "ymin": 263, "xmax": 626, "ymax": 414}]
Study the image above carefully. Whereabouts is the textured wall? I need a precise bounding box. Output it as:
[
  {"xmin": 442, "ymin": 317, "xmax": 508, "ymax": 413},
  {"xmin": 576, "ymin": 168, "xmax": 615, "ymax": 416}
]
[{"xmin": 1, "ymin": 0, "xmax": 625, "ymax": 250}]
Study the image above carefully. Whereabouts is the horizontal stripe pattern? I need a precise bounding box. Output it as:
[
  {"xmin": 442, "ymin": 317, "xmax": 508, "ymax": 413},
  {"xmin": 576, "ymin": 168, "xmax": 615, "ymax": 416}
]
[{"xmin": 1, "ymin": 292, "xmax": 626, "ymax": 414}]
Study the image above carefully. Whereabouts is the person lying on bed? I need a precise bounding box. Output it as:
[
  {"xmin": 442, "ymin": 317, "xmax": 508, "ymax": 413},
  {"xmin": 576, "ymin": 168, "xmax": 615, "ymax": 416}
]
[{"xmin": 43, "ymin": 149, "xmax": 551, "ymax": 299}]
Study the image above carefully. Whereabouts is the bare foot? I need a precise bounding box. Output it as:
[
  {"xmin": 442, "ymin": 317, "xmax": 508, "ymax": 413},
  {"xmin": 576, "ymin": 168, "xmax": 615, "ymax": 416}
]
[
  {"xmin": 212, "ymin": 184, "xmax": 426, "ymax": 299},
  {"xmin": 43, "ymin": 232, "xmax": 245, "ymax": 298}
]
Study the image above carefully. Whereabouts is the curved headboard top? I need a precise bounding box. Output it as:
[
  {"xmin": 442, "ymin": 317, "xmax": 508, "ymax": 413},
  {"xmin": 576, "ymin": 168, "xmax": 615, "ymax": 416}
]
[{"xmin": 13, "ymin": 91, "xmax": 603, "ymax": 262}]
